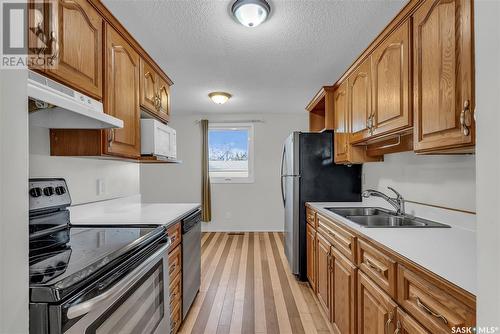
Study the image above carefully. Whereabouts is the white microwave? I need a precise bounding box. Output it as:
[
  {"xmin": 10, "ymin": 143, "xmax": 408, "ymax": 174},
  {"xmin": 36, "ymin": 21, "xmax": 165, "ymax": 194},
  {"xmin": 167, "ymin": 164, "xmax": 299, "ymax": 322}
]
[{"xmin": 141, "ymin": 119, "xmax": 177, "ymax": 160}]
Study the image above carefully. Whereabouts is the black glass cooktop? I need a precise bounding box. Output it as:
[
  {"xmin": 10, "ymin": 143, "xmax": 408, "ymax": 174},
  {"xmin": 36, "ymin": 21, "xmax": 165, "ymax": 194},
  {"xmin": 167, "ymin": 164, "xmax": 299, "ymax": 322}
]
[{"xmin": 29, "ymin": 225, "xmax": 165, "ymax": 303}]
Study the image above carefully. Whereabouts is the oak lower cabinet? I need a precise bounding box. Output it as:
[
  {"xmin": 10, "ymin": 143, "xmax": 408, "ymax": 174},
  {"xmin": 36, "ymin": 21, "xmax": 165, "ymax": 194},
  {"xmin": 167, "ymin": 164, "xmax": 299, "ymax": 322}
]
[
  {"xmin": 316, "ymin": 232, "xmax": 332, "ymax": 315},
  {"xmin": 330, "ymin": 247, "xmax": 357, "ymax": 334},
  {"xmin": 167, "ymin": 222, "xmax": 183, "ymax": 334},
  {"xmin": 395, "ymin": 309, "xmax": 430, "ymax": 334},
  {"xmin": 50, "ymin": 24, "xmax": 141, "ymax": 159},
  {"xmin": 29, "ymin": 0, "xmax": 103, "ymax": 99},
  {"xmin": 306, "ymin": 222, "xmax": 317, "ymax": 291},
  {"xmin": 358, "ymin": 271, "xmax": 398, "ymax": 334},
  {"xmin": 306, "ymin": 205, "xmax": 476, "ymax": 334},
  {"xmin": 412, "ymin": 0, "xmax": 474, "ymax": 153}
]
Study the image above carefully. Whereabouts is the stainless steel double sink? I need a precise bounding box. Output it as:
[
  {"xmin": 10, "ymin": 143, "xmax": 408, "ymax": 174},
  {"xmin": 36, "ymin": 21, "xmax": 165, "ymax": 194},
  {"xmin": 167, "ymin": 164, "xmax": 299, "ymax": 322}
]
[{"xmin": 326, "ymin": 207, "xmax": 450, "ymax": 228}]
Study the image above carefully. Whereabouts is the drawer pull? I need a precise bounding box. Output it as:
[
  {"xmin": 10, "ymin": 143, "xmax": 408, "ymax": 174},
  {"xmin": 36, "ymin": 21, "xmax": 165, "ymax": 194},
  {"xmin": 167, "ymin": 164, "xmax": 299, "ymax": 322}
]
[
  {"xmin": 365, "ymin": 258, "xmax": 383, "ymax": 274},
  {"xmin": 385, "ymin": 311, "xmax": 393, "ymax": 334},
  {"xmin": 169, "ymin": 264, "xmax": 177, "ymax": 274},
  {"xmin": 416, "ymin": 297, "xmax": 448, "ymax": 324}
]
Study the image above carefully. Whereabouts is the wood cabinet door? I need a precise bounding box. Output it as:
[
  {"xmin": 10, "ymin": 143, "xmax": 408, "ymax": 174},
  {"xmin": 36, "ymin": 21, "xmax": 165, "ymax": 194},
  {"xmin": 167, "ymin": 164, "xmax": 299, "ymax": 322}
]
[
  {"xmin": 306, "ymin": 223, "xmax": 317, "ymax": 291},
  {"xmin": 371, "ymin": 20, "xmax": 411, "ymax": 138},
  {"xmin": 358, "ymin": 271, "xmax": 398, "ymax": 334},
  {"xmin": 413, "ymin": 0, "xmax": 474, "ymax": 152},
  {"xmin": 104, "ymin": 24, "xmax": 141, "ymax": 158},
  {"xmin": 47, "ymin": 0, "xmax": 103, "ymax": 99},
  {"xmin": 316, "ymin": 232, "xmax": 332, "ymax": 317},
  {"xmin": 396, "ymin": 309, "xmax": 431, "ymax": 334},
  {"xmin": 331, "ymin": 247, "xmax": 357, "ymax": 334},
  {"xmin": 139, "ymin": 58, "xmax": 158, "ymax": 114},
  {"xmin": 157, "ymin": 77, "xmax": 171, "ymax": 122},
  {"xmin": 333, "ymin": 81, "xmax": 349, "ymax": 163},
  {"xmin": 348, "ymin": 58, "xmax": 372, "ymax": 144}
]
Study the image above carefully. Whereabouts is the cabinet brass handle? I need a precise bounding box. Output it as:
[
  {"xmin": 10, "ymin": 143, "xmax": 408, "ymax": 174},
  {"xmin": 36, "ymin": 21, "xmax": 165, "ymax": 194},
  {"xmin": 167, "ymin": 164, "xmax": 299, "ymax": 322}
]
[
  {"xmin": 47, "ymin": 31, "xmax": 59, "ymax": 66},
  {"xmin": 107, "ymin": 129, "xmax": 115, "ymax": 147},
  {"xmin": 394, "ymin": 320, "xmax": 401, "ymax": 334},
  {"xmin": 416, "ymin": 297, "xmax": 448, "ymax": 324},
  {"xmin": 385, "ymin": 312, "xmax": 393, "ymax": 334},
  {"xmin": 460, "ymin": 100, "xmax": 471, "ymax": 136},
  {"xmin": 365, "ymin": 258, "xmax": 383, "ymax": 273}
]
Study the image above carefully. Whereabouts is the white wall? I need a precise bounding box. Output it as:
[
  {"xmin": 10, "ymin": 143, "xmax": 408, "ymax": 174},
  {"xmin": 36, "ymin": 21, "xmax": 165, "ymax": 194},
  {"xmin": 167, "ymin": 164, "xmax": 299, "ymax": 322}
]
[
  {"xmin": 140, "ymin": 112, "xmax": 308, "ymax": 231},
  {"xmin": 29, "ymin": 127, "xmax": 140, "ymax": 205},
  {"xmin": 363, "ymin": 152, "xmax": 476, "ymax": 212},
  {"xmin": 475, "ymin": 0, "xmax": 500, "ymax": 325},
  {"xmin": 0, "ymin": 70, "xmax": 29, "ymax": 334}
]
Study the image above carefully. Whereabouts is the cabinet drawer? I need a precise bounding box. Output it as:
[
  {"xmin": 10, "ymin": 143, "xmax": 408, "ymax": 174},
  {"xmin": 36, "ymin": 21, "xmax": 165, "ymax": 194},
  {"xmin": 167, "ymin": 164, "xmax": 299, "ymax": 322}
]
[
  {"xmin": 397, "ymin": 265, "xmax": 475, "ymax": 334},
  {"xmin": 167, "ymin": 222, "xmax": 182, "ymax": 251},
  {"xmin": 357, "ymin": 239, "xmax": 397, "ymax": 298},
  {"xmin": 306, "ymin": 207, "xmax": 316, "ymax": 227},
  {"xmin": 317, "ymin": 214, "xmax": 356, "ymax": 263},
  {"xmin": 170, "ymin": 301, "xmax": 182, "ymax": 334},
  {"xmin": 168, "ymin": 245, "xmax": 182, "ymax": 282},
  {"xmin": 169, "ymin": 271, "xmax": 182, "ymax": 309}
]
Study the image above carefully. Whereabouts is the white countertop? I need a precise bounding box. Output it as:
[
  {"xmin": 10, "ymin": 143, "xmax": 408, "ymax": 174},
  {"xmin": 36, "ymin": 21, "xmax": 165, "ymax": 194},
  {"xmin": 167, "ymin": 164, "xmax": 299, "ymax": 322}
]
[
  {"xmin": 307, "ymin": 200, "xmax": 476, "ymax": 295},
  {"xmin": 69, "ymin": 195, "xmax": 200, "ymax": 227}
]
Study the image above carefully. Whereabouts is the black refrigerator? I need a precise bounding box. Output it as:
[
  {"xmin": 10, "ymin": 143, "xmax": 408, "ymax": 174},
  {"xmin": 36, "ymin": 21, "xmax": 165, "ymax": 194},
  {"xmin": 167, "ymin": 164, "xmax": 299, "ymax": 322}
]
[{"xmin": 280, "ymin": 131, "xmax": 361, "ymax": 281}]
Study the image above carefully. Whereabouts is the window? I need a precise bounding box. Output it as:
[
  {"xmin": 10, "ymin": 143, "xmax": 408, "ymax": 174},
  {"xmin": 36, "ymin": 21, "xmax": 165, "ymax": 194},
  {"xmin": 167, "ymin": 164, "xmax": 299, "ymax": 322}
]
[{"xmin": 208, "ymin": 123, "xmax": 254, "ymax": 183}]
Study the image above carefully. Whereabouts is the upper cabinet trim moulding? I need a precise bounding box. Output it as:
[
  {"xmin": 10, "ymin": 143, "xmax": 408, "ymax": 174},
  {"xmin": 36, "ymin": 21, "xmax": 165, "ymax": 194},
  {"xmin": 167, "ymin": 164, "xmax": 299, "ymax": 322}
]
[
  {"xmin": 332, "ymin": 0, "xmax": 423, "ymax": 87},
  {"xmin": 305, "ymin": 86, "xmax": 335, "ymax": 112},
  {"xmin": 87, "ymin": 0, "xmax": 173, "ymax": 86}
]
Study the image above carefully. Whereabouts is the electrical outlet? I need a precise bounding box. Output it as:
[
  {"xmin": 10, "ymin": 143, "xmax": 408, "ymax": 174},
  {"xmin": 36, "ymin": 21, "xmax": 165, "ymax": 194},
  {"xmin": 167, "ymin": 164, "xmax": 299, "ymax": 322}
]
[
  {"xmin": 96, "ymin": 179, "xmax": 105, "ymax": 196},
  {"xmin": 225, "ymin": 212, "xmax": 232, "ymax": 220}
]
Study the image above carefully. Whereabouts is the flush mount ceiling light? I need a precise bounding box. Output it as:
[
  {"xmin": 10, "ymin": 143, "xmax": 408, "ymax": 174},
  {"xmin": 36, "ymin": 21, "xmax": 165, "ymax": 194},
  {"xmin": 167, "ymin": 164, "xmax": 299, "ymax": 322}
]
[
  {"xmin": 208, "ymin": 92, "xmax": 232, "ymax": 105},
  {"xmin": 231, "ymin": 0, "xmax": 271, "ymax": 28}
]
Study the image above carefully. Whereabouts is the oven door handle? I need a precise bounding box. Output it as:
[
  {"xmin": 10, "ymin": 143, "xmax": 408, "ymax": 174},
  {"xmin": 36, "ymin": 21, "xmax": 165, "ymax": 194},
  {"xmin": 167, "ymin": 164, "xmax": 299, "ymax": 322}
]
[{"xmin": 66, "ymin": 239, "xmax": 171, "ymax": 320}]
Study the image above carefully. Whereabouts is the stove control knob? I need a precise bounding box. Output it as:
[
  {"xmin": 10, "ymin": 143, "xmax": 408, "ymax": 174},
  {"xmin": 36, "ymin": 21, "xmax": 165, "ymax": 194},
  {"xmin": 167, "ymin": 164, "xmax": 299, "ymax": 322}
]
[
  {"xmin": 55, "ymin": 186, "xmax": 66, "ymax": 195},
  {"xmin": 43, "ymin": 187, "xmax": 55, "ymax": 196},
  {"xmin": 30, "ymin": 187, "xmax": 43, "ymax": 198}
]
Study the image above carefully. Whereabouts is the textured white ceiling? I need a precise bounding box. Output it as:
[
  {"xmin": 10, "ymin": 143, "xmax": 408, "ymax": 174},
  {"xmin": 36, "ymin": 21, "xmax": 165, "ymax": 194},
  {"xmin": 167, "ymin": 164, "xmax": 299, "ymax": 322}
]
[{"xmin": 103, "ymin": 0, "xmax": 407, "ymax": 114}]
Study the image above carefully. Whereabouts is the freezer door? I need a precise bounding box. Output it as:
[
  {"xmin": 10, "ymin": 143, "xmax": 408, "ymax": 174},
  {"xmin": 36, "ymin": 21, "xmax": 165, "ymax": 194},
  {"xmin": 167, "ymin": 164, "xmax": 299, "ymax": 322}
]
[{"xmin": 283, "ymin": 175, "xmax": 300, "ymax": 275}]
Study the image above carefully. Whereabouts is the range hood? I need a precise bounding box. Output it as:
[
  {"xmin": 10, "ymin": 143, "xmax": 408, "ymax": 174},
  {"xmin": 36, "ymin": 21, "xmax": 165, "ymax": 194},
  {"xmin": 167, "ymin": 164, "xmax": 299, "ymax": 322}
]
[{"xmin": 28, "ymin": 70, "xmax": 123, "ymax": 129}]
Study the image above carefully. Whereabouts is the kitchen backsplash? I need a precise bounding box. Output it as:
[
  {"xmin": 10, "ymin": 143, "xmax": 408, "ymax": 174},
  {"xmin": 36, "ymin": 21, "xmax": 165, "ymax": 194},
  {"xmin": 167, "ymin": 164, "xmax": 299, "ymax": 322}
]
[
  {"xmin": 29, "ymin": 126, "xmax": 140, "ymax": 205},
  {"xmin": 363, "ymin": 151, "xmax": 476, "ymax": 213}
]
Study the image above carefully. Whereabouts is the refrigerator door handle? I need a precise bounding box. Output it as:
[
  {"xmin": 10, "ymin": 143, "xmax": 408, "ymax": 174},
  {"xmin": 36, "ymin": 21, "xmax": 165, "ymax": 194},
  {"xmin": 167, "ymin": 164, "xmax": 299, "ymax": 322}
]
[{"xmin": 280, "ymin": 144, "xmax": 286, "ymax": 207}]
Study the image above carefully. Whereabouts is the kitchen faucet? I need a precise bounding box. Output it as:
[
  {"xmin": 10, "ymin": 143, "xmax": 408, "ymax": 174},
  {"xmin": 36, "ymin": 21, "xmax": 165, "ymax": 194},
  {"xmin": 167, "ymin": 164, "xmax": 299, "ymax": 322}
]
[{"xmin": 362, "ymin": 187, "xmax": 405, "ymax": 216}]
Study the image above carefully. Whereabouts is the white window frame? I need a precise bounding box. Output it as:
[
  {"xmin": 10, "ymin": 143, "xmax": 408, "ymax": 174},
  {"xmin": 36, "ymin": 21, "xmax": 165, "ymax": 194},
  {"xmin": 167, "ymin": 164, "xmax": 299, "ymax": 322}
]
[{"xmin": 208, "ymin": 122, "xmax": 255, "ymax": 184}]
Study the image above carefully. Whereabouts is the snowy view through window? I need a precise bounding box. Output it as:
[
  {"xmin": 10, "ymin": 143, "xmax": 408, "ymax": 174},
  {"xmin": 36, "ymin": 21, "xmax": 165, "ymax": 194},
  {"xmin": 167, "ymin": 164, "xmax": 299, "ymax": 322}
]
[{"xmin": 208, "ymin": 128, "xmax": 249, "ymax": 177}]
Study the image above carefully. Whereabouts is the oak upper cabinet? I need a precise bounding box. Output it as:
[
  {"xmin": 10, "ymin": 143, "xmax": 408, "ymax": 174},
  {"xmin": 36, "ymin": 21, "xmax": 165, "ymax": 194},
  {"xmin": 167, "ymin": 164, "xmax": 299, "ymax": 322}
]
[
  {"xmin": 306, "ymin": 223, "xmax": 317, "ymax": 291},
  {"xmin": 412, "ymin": 0, "xmax": 474, "ymax": 153},
  {"xmin": 139, "ymin": 59, "xmax": 158, "ymax": 113},
  {"xmin": 140, "ymin": 59, "xmax": 171, "ymax": 123},
  {"xmin": 46, "ymin": 0, "xmax": 103, "ymax": 99},
  {"xmin": 333, "ymin": 81, "xmax": 349, "ymax": 163},
  {"xmin": 358, "ymin": 271, "xmax": 398, "ymax": 334},
  {"xmin": 330, "ymin": 247, "xmax": 357, "ymax": 334},
  {"xmin": 316, "ymin": 232, "xmax": 332, "ymax": 316},
  {"xmin": 348, "ymin": 58, "xmax": 372, "ymax": 144},
  {"xmin": 371, "ymin": 20, "xmax": 412, "ymax": 138},
  {"xmin": 157, "ymin": 76, "xmax": 171, "ymax": 122},
  {"xmin": 103, "ymin": 24, "xmax": 140, "ymax": 158}
]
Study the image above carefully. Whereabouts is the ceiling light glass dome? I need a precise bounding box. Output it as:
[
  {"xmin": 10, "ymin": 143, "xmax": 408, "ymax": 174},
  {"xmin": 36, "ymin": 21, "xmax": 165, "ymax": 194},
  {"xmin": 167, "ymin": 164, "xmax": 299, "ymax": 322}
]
[{"xmin": 231, "ymin": 0, "xmax": 271, "ymax": 28}]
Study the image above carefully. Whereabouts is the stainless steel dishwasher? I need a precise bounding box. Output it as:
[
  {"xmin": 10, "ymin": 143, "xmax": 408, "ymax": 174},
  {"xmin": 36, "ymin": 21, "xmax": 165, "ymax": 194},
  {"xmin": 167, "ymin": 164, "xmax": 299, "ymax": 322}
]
[{"xmin": 182, "ymin": 208, "xmax": 202, "ymax": 319}]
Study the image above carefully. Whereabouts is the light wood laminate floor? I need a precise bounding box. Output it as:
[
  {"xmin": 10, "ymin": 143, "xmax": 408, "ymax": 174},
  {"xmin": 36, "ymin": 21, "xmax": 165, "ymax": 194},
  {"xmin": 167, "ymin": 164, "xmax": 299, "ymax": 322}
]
[{"xmin": 179, "ymin": 232, "xmax": 334, "ymax": 334}]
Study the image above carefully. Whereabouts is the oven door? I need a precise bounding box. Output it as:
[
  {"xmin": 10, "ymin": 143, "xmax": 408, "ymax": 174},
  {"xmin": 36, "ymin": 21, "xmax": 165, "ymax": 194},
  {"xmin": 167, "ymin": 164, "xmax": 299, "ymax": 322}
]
[{"xmin": 60, "ymin": 242, "xmax": 170, "ymax": 334}]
